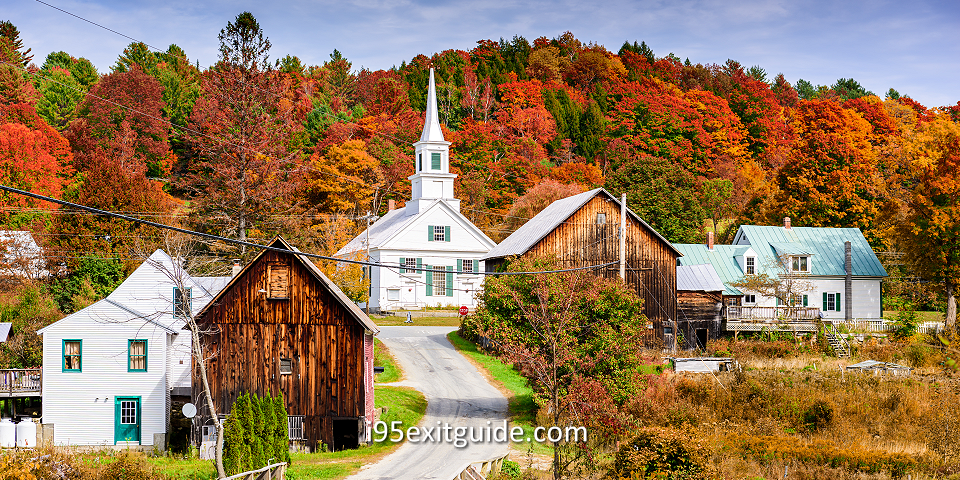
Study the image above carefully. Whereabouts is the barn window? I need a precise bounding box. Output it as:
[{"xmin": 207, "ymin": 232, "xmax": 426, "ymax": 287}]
[
  {"xmin": 279, "ymin": 358, "xmax": 293, "ymax": 375},
  {"xmin": 596, "ymin": 213, "xmax": 606, "ymax": 225},
  {"xmin": 267, "ymin": 263, "xmax": 290, "ymax": 299}
]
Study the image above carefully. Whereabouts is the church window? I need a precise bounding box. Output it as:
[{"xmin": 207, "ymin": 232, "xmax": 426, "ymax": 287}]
[{"xmin": 431, "ymin": 152, "xmax": 442, "ymax": 170}]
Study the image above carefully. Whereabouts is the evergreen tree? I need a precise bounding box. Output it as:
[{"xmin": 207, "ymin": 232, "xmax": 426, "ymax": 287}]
[{"xmin": 274, "ymin": 393, "xmax": 291, "ymax": 463}]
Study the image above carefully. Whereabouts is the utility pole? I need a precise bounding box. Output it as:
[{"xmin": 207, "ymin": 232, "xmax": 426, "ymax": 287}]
[
  {"xmin": 360, "ymin": 211, "xmax": 378, "ymax": 316},
  {"xmin": 619, "ymin": 193, "xmax": 627, "ymax": 280}
]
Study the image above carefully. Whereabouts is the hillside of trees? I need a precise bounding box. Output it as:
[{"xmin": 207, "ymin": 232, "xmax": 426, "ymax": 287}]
[{"xmin": 0, "ymin": 13, "xmax": 958, "ymax": 348}]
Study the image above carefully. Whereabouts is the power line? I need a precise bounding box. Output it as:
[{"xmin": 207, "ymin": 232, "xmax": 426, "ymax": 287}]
[{"xmin": 0, "ymin": 184, "xmax": 618, "ymax": 276}]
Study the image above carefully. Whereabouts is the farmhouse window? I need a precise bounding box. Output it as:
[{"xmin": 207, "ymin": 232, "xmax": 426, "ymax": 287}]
[
  {"xmin": 823, "ymin": 292, "xmax": 842, "ymax": 312},
  {"xmin": 128, "ymin": 339, "xmax": 147, "ymax": 372},
  {"xmin": 745, "ymin": 257, "xmax": 755, "ymax": 275},
  {"xmin": 267, "ymin": 263, "xmax": 290, "ymax": 299},
  {"xmin": 743, "ymin": 294, "xmax": 756, "ymax": 304},
  {"xmin": 280, "ymin": 358, "xmax": 293, "ymax": 375},
  {"xmin": 63, "ymin": 339, "xmax": 81, "ymax": 372},
  {"xmin": 174, "ymin": 287, "xmax": 191, "ymax": 318},
  {"xmin": 791, "ymin": 256, "xmax": 809, "ymax": 272}
]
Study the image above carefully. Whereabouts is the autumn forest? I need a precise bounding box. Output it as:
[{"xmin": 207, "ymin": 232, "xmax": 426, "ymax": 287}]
[{"xmin": 0, "ymin": 12, "xmax": 959, "ymax": 338}]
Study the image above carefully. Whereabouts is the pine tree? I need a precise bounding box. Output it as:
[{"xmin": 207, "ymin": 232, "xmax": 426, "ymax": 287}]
[{"xmin": 274, "ymin": 393, "xmax": 291, "ymax": 463}]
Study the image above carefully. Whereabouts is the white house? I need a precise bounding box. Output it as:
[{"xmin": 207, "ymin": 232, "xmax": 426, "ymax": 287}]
[
  {"xmin": 0, "ymin": 230, "xmax": 48, "ymax": 280},
  {"xmin": 674, "ymin": 218, "xmax": 888, "ymax": 322},
  {"xmin": 37, "ymin": 250, "xmax": 230, "ymax": 447},
  {"xmin": 336, "ymin": 68, "xmax": 496, "ymax": 312}
]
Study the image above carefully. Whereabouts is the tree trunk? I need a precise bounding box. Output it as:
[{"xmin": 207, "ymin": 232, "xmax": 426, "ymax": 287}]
[
  {"xmin": 190, "ymin": 319, "xmax": 226, "ymax": 478},
  {"xmin": 947, "ymin": 279, "xmax": 957, "ymax": 336}
]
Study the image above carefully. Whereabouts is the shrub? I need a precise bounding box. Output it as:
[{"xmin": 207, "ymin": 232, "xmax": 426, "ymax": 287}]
[
  {"xmin": 606, "ymin": 427, "xmax": 716, "ymax": 479},
  {"xmin": 223, "ymin": 391, "xmax": 291, "ymax": 475},
  {"xmin": 95, "ymin": 450, "xmax": 156, "ymax": 480},
  {"xmin": 802, "ymin": 400, "xmax": 834, "ymax": 432}
]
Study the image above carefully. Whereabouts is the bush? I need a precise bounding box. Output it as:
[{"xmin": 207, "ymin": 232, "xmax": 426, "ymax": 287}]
[
  {"xmin": 223, "ymin": 391, "xmax": 291, "ymax": 475},
  {"xmin": 606, "ymin": 427, "xmax": 716, "ymax": 479},
  {"xmin": 802, "ymin": 400, "xmax": 834, "ymax": 432},
  {"xmin": 95, "ymin": 450, "xmax": 156, "ymax": 480}
]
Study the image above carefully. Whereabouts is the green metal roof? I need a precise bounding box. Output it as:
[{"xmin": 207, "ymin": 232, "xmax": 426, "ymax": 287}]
[
  {"xmin": 734, "ymin": 225, "xmax": 887, "ymax": 278},
  {"xmin": 769, "ymin": 242, "xmax": 814, "ymax": 256},
  {"xmin": 673, "ymin": 244, "xmax": 749, "ymax": 296}
]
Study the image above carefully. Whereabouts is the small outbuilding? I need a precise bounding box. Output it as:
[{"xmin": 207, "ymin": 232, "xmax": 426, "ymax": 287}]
[{"xmin": 676, "ymin": 264, "xmax": 725, "ymax": 350}]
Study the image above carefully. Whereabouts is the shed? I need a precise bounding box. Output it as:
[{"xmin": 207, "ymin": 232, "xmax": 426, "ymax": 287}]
[
  {"xmin": 845, "ymin": 360, "xmax": 911, "ymax": 376},
  {"xmin": 483, "ymin": 188, "xmax": 681, "ymax": 338},
  {"xmin": 669, "ymin": 357, "xmax": 738, "ymax": 373},
  {"xmin": 192, "ymin": 236, "xmax": 379, "ymax": 452},
  {"xmin": 676, "ymin": 264, "xmax": 725, "ymax": 350}
]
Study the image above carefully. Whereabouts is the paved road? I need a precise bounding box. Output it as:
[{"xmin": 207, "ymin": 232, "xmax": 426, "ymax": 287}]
[{"xmin": 348, "ymin": 326, "xmax": 510, "ymax": 480}]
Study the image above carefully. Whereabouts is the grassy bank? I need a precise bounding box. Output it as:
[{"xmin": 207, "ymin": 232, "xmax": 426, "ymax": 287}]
[
  {"xmin": 373, "ymin": 315, "xmax": 461, "ymax": 326},
  {"xmin": 446, "ymin": 331, "xmax": 551, "ymax": 456},
  {"xmin": 374, "ymin": 337, "xmax": 401, "ymax": 383}
]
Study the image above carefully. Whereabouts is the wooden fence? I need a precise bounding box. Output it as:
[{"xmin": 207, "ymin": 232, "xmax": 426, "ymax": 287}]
[{"xmin": 223, "ymin": 462, "xmax": 287, "ymax": 480}]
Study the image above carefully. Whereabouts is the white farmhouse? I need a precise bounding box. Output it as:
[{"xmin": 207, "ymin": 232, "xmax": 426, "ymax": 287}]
[
  {"xmin": 37, "ymin": 250, "xmax": 230, "ymax": 447},
  {"xmin": 673, "ymin": 218, "xmax": 887, "ymax": 324},
  {"xmin": 336, "ymin": 68, "xmax": 496, "ymax": 312}
]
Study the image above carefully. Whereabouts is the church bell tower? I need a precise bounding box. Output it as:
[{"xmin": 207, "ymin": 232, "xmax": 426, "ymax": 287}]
[{"xmin": 408, "ymin": 68, "xmax": 459, "ymax": 214}]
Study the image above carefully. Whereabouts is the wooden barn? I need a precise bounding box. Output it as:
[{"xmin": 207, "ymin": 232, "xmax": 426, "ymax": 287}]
[
  {"xmin": 676, "ymin": 263, "xmax": 725, "ymax": 350},
  {"xmin": 191, "ymin": 236, "xmax": 379, "ymax": 452},
  {"xmin": 483, "ymin": 188, "xmax": 681, "ymax": 336}
]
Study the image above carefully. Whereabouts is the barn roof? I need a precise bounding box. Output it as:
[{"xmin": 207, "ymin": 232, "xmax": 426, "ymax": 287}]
[
  {"xmin": 195, "ymin": 236, "xmax": 379, "ymax": 334},
  {"xmin": 677, "ymin": 264, "xmax": 725, "ymax": 292},
  {"xmin": 673, "ymin": 244, "xmax": 750, "ymax": 296},
  {"xmin": 483, "ymin": 188, "xmax": 681, "ymax": 261}
]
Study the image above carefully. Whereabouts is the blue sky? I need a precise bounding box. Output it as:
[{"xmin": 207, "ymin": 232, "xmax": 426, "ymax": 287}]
[{"xmin": 7, "ymin": 0, "xmax": 959, "ymax": 107}]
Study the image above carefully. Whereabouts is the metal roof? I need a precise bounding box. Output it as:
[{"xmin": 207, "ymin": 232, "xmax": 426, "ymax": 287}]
[
  {"xmin": 676, "ymin": 264, "xmax": 725, "ymax": 292},
  {"xmin": 0, "ymin": 322, "xmax": 10, "ymax": 342},
  {"xmin": 335, "ymin": 207, "xmax": 419, "ymax": 256},
  {"xmin": 483, "ymin": 188, "xmax": 681, "ymax": 260},
  {"xmin": 735, "ymin": 225, "xmax": 887, "ymax": 278},
  {"xmin": 673, "ymin": 244, "xmax": 749, "ymax": 296}
]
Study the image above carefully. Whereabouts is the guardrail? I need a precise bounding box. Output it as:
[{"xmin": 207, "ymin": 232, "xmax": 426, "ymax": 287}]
[
  {"xmin": 0, "ymin": 368, "xmax": 41, "ymax": 395},
  {"xmin": 223, "ymin": 462, "xmax": 287, "ymax": 480}
]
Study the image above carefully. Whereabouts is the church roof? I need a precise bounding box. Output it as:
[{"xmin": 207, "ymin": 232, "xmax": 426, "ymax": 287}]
[
  {"xmin": 419, "ymin": 68, "xmax": 445, "ymax": 143},
  {"xmin": 335, "ymin": 207, "xmax": 420, "ymax": 256}
]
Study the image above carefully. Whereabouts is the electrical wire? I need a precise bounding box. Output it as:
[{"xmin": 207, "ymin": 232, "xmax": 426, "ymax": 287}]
[{"xmin": 0, "ymin": 184, "xmax": 618, "ymax": 276}]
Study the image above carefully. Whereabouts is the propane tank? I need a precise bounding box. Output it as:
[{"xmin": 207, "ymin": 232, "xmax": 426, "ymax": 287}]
[
  {"xmin": 16, "ymin": 418, "xmax": 36, "ymax": 447},
  {"xmin": 0, "ymin": 418, "xmax": 14, "ymax": 447}
]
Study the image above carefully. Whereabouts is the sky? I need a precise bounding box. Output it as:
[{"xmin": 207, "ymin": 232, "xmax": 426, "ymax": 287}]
[{"xmin": 6, "ymin": 0, "xmax": 960, "ymax": 107}]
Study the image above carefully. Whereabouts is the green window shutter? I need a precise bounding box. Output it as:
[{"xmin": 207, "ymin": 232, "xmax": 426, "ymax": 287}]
[
  {"xmin": 457, "ymin": 259, "xmax": 463, "ymax": 272},
  {"xmin": 445, "ymin": 225, "xmax": 451, "ymax": 242},
  {"xmin": 428, "ymin": 225, "xmax": 434, "ymax": 241},
  {"xmin": 446, "ymin": 266, "xmax": 454, "ymax": 297},
  {"xmin": 803, "ymin": 295, "xmax": 808, "ymax": 307},
  {"xmin": 431, "ymin": 152, "xmax": 441, "ymax": 170},
  {"xmin": 836, "ymin": 292, "xmax": 841, "ymax": 312},
  {"xmin": 416, "ymin": 258, "xmax": 422, "ymax": 270},
  {"xmin": 823, "ymin": 292, "xmax": 828, "ymax": 311},
  {"xmin": 426, "ymin": 267, "xmax": 433, "ymax": 296},
  {"xmin": 399, "ymin": 257, "xmax": 406, "ymax": 273},
  {"xmin": 776, "ymin": 297, "xmax": 781, "ymax": 306}
]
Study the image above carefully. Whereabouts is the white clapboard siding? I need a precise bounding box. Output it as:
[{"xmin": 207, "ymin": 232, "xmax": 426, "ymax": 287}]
[{"xmin": 39, "ymin": 250, "xmax": 232, "ymax": 446}]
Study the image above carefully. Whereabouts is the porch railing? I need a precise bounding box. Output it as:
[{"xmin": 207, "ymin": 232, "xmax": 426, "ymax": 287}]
[
  {"xmin": 725, "ymin": 306, "xmax": 821, "ymax": 322},
  {"xmin": 0, "ymin": 368, "xmax": 41, "ymax": 395}
]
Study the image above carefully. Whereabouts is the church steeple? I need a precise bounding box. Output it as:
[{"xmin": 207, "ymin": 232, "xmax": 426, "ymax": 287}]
[{"xmin": 408, "ymin": 68, "xmax": 459, "ymax": 214}]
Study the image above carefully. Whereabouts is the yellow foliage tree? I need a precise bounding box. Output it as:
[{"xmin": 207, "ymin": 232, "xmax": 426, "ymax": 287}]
[{"xmin": 307, "ymin": 139, "xmax": 383, "ymax": 216}]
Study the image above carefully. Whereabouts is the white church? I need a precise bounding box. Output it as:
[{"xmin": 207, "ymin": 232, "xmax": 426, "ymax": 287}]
[{"xmin": 335, "ymin": 68, "xmax": 497, "ymax": 312}]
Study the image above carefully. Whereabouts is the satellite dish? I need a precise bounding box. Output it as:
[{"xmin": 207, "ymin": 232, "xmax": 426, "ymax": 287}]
[{"xmin": 182, "ymin": 403, "xmax": 197, "ymax": 418}]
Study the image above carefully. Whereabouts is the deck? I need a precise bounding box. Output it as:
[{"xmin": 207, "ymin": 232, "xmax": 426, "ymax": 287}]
[
  {"xmin": 724, "ymin": 306, "xmax": 820, "ymax": 332},
  {"xmin": 0, "ymin": 368, "xmax": 41, "ymax": 397}
]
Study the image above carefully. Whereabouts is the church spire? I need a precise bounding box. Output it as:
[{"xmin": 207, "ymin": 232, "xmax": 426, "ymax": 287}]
[{"xmin": 420, "ymin": 68, "xmax": 445, "ymax": 143}]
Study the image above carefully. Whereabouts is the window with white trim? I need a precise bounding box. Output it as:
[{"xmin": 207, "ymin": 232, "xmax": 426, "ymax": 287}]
[
  {"xmin": 433, "ymin": 225, "xmax": 446, "ymax": 242},
  {"xmin": 433, "ymin": 268, "xmax": 446, "ymax": 296},
  {"xmin": 460, "ymin": 259, "xmax": 474, "ymax": 273},
  {"xmin": 743, "ymin": 294, "xmax": 756, "ymax": 304},
  {"xmin": 791, "ymin": 256, "xmax": 809, "ymax": 273},
  {"xmin": 745, "ymin": 256, "xmax": 755, "ymax": 275}
]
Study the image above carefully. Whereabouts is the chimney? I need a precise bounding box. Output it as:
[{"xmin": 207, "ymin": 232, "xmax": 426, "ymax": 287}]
[
  {"xmin": 706, "ymin": 231, "xmax": 714, "ymax": 250},
  {"xmin": 231, "ymin": 259, "xmax": 241, "ymax": 277},
  {"xmin": 784, "ymin": 217, "xmax": 792, "ymax": 230},
  {"xmin": 388, "ymin": 199, "xmax": 395, "ymax": 212}
]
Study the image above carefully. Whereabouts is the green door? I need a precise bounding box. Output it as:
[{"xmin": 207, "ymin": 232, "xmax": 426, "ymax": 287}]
[{"xmin": 114, "ymin": 397, "xmax": 141, "ymax": 443}]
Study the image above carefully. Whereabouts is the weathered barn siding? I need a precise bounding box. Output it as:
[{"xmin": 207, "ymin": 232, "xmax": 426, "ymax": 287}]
[
  {"xmin": 194, "ymin": 243, "xmax": 375, "ymax": 451},
  {"xmin": 676, "ymin": 291, "xmax": 723, "ymax": 350},
  {"xmin": 488, "ymin": 194, "xmax": 678, "ymax": 329}
]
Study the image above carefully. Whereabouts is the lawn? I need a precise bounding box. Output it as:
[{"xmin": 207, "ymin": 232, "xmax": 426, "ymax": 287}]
[
  {"xmin": 446, "ymin": 331, "xmax": 552, "ymax": 456},
  {"xmin": 374, "ymin": 337, "xmax": 401, "ymax": 383}
]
